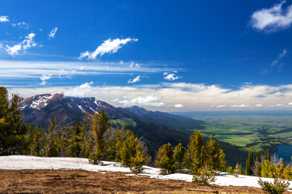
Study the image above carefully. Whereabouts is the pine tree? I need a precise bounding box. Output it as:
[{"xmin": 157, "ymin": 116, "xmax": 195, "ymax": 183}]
[
  {"xmin": 246, "ymin": 151, "xmax": 254, "ymax": 175},
  {"xmin": 204, "ymin": 137, "xmax": 225, "ymax": 171},
  {"xmin": 130, "ymin": 139, "xmax": 148, "ymax": 173},
  {"xmin": 186, "ymin": 131, "xmax": 204, "ymax": 174},
  {"xmin": 90, "ymin": 112, "xmax": 109, "ymax": 164},
  {"xmin": 173, "ymin": 143, "xmax": 185, "ymax": 171},
  {"xmin": 66, "ymin": 122, "xmax": 88, "ymax": 157},
  {"xmin": 113, "ymin": 130, "xmax": 148, "ymax": 172},
  {"xmin": 0, "ymin": 93, "xmax": 27, "ymax": 155},
  {"xmin": 44, "ymin": 118, "xmax": 60, "ymax": 157},
  {"xmin": 26, "ymin": 126, "xmax": 45, "ymax": 156},
  {"xmin": 261, "ymin": 159, "xmax": 275, "ymax": 178},
  {"xmin": 119, "ymin": 130, "xmax": 137, "ymax": 166},
  {"xmin": 0, "ymin": 87, "xmax": 8, "ymax": 118},
  {"xmin": 155, "ymin": 143, "xmax": 174, "ymax": 174}
]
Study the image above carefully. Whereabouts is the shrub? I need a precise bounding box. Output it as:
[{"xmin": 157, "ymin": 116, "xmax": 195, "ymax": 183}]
[
  {"xmin": 258, "ymin": 178, "xmax": 289, "ymax": 194},
  {"xmin": 192, "ymin": 166, "xmax": 216, "ymax": 185}
]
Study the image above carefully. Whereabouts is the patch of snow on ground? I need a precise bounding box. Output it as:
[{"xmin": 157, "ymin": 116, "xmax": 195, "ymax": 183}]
[{"xmin": 0, "ymin": 155, "xmax": 291, "ymax": 189}]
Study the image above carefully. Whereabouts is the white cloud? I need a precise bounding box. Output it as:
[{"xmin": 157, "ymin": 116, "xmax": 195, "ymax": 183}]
[
  {"xmin": 128, "ymin": 75, "xmax": 141, "ymax": 84},
  {"xmin": 79, "ymin": 38, "xmax": 138, "ymax": 60},
  {"xmin": 79, "ymin": 81, "xmax": 94, "ymax": 89},
  {"xmin": 251, "ymin": 1, "xmax": 292, "ymax": 31},
  {"xmin": 288, "ymin": 102, "xmax": 292, "ymax": 106},
  {"xmin": 271, "ymin": 49, "xmax": 287, "ymax": 67},
  {"xmin": 0, "ymin": 60, "xmax": 172, "ymax": 81},
  {"xmin": 174, "ymin": 104, "xmax": 184, "ymax": 108},
  {"xmin": 255, "ymin": 104, "xmax": 263, "ymax": 107},
  {"xmin": 215, "ymin": 105, "xmax": 226, "ymax": 109},
  {"xmin": 9, "ymin": 82, "xmax": 292, "ymax": 111},
  {"xmin": 63, "ymin": 81, "xmax": 94, "ymax": 97},
  {"xmin": 117, "ymin": 96, "xmax": 164, "ymax": 107},
  {"xmin": 129, "ymin": 62, "xmax": 141, "ymax": 69},
  {"xmin": 163, "ymin": 72, "xmax": 179, "ymax": 81},
  {"xmin": 0, "ymin": 16, "xmax": 9, "ymax": 23},
  {"xmin": 40, "ymin": 75, "xmax": 51, "ymax": 86},
  {"xmin": 11, "ymin": 21, "xmax": 29, "ymax": 29},
  {"xmin": 4, "ymin": 33, "xmax": 37, "ymax": 56},
  {"xmin": 48, "ymin": 27, "xmax": 58, "ymax": 39},
  {"xmin": 231, "ymin": 104, "xmax": 249, "ymax": 108}
]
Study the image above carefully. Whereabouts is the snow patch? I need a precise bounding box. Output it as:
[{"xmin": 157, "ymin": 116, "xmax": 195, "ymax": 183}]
[
  {"xmin": 30, "ymin": 95, "xmax": 54, "ymax": 110},
  {"xmin": 78, "ymin": 105, "xmax": 86, "ymax": 113},
  {"xmin": 0, "ymin": 155, "xmax": 291, "ymax": 190}
]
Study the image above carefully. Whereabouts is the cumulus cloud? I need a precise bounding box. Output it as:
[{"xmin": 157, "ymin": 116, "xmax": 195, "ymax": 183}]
[
  {"xmin": 9, "ymin": 82, "xmax": 292, "ymax": 111},
  {"xmin": 128, "ymin": 75, "xmax": 141, "ymax": 84},
  {"xmin": 4, "ymin": 33, "xmax": 37, "ymax": 56},
  {"xmin": 174, "ymin": 104, "xmax": 184, "ymax": 108},
  {"xmin": 0, "ymin": 16, "xmax": 9, "ymax": 23},
  {"xmin": 255, "ymin": 104, "xmax": 263, "ymax": 107},
  {"xmin": 251, "ymin": 1, "xmax": 292, "ymax": 31},
  {"xmin": 116, "ymin": 96, "xmax": 164, "ymax": 107},
  {"xmin": 40, "ymin": 75, "xmax": 51, "ymax": 86},
  {"xmin": 231, "ymin": 104, "xmax": 249, "ymax": 108},
  {"xmin": 163, "ymin": 72, "xmax": 179, "ymax": 81},
  {"xmin": 215, "ymin": 105, "xmax": 226, "ymax": 109},
  {"xmin": 79, "ymin": 38, "xmax": 138, "ymax": 60},
  {"xmin": 48, "ymin": 27, "xmax": 58, "ymax": 39}
]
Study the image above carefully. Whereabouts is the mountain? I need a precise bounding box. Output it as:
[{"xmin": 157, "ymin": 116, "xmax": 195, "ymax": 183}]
[{"xmin": 21, "ymin": 93, "xmax": 247, "ymax": 164}]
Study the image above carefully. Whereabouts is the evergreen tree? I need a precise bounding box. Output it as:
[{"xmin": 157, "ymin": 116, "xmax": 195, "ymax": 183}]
[
  {"xmin": 155, "ymin": 143, "xmax": 174, "ymax": 174},
  {"xmin": 114, "ymin": 130, "xmax": 148, "ymax": 172},
  {"xmin": 173, "ymin": 143, "xmax": 185, "ymax": 171},
  {"xmin": 130, "ymin": 139, "xmax": 148, "ymax": 173},
  {"xmin": 44, "ymin": 118, "xmax": 60, "ymax": 157},
  {"xmin": 119, "ymin": 130, "xmax": 137, "ymax": 166},
  {"xmin": 261, "ymin": 159, "xmax": 275, "ymax": 178},
  {"xmin": 66, "ymin": 122, "xmax": 88, "ymax": 157},
  {"xmin": 204, "ymin": 137, "xmax": 225, "ymax": 171},
  {"xmin": 0, "ymin": 93, "xmax": 27, "ymax": 155},
  {"xmin": 90, "ymin": 112, "xmax": 109, "ymax": 164},
  {"xmin": 26, "ymin": 126, "xmax": 45, "ymax": 156},
  {"xmin": 0, "ymin": 87, "xmax": 8, "ymax": 118},
  {"xmin": 246, "ymin": 151, "xmax": 254, "ymax": 175},
  {"xmin": 186, "ymin": 131, "xmax": 204, "ymax": 174}
]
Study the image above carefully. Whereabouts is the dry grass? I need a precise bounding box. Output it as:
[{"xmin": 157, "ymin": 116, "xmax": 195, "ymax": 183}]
[{"xmin": 0, "ymin": 170, "xmax": 270, "ymax": 194}]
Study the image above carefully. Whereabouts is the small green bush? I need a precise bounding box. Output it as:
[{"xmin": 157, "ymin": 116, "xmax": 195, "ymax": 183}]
[
  {"xmin": 258, "ymin": 178, "xmax": 289, "ymax": 194},
  {"xmin": 192, "ymin": 166, "xmax": 216, "ymax": 185}
]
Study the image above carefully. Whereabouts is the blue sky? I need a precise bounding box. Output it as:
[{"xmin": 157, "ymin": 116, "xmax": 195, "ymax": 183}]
[{"xmin": 1, "ymin": 0, "xmax": 292, "ymax": 111}]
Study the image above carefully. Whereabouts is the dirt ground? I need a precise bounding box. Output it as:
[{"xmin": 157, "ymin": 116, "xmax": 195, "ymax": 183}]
[{"xmin": 0, "ymin": 170, "xmax": 273, "ymax": 194}]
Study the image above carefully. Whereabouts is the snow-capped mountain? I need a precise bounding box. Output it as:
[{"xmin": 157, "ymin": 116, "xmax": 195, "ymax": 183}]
[{"xmin": 21, "ymin": 93, "xmax": 203, "ymax": 130}]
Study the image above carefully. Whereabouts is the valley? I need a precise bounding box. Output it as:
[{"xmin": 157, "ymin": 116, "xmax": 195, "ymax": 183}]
[{"xmin": 177, "ymin": 111, "xmax": 292, "ymax": 162}]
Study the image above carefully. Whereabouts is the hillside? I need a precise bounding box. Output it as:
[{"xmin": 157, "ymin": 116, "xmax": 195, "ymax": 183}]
[{"xmin": 20, "ymin": 93, "xmax": 247, "ymax": 164}]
